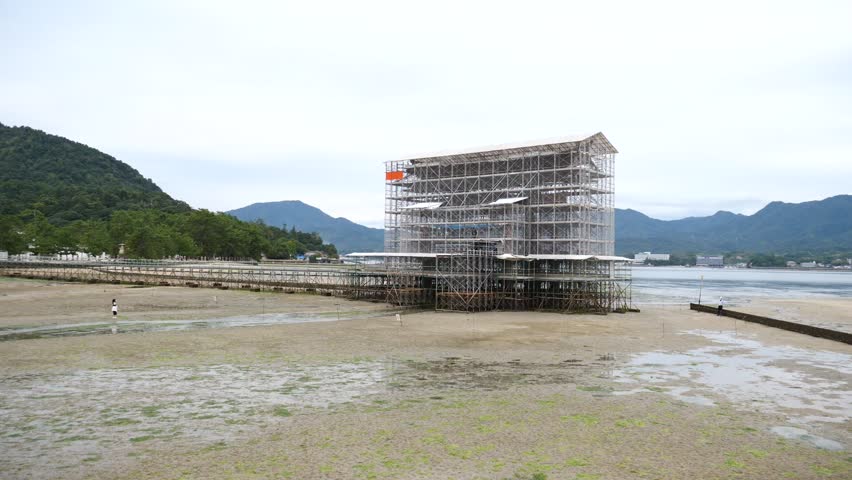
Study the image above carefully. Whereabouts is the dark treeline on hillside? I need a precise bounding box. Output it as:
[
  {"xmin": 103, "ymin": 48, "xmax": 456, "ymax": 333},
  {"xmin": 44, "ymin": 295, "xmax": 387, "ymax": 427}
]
[
  {"xmin": 0, "ymin": 122, "xmax": 337, "ymax": 259},
  {"xmin": 0, "ymin": 209, "xmax": 337, "ymax": 259},
  {"xmin": 0, "ymin": 123, "xmax": 191, "ymax": 223}
]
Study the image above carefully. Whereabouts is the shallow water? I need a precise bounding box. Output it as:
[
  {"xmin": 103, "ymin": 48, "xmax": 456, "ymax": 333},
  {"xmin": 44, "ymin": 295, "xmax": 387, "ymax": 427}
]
[
  {"xmin": 770, "ymin": 426, "xmax": 845, "ymax": 451},
  {"xmin": 632, "ymin": 266, "xmax": 852, "ymax": 305},
  {"xmin": 0, "ymin": 310, "xmax": 395, "ymax": 341}
]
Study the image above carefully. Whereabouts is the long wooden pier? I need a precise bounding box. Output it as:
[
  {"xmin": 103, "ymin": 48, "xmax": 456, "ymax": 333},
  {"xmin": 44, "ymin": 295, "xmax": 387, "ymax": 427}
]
[
  {"xmin": 0, "ymin": 258, "xmax": 630, "ymax": 313},
  {"xmin": 0, "ymin": 259, "xmax": 433, "ymax": 306}
]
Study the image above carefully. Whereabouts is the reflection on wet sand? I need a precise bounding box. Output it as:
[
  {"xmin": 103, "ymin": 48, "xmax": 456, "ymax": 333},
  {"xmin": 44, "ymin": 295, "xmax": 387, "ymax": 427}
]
[
  {"xmin": 0, "ymin": 310, "xmax": 397, "ymax": 341},
  {"xmin": 614, "ymin": 330, "xmax": 851, "ymax": 449}
]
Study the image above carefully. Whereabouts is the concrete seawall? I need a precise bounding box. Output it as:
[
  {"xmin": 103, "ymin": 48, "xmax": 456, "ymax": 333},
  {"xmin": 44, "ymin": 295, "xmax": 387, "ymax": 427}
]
[{"xmin": 690, "ymin": 303, "xmax": 852, "ymax": 345}]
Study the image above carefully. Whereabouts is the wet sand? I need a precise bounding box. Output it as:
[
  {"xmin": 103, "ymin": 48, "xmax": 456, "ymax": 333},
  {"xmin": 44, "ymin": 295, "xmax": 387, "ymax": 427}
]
[
  {"xmin": 734, "ymin": 297, "xmax": 852, "ymax": 334},
  {"xmin": 0, "ymin": 278, "xmax": 849, "ymax": 479}
]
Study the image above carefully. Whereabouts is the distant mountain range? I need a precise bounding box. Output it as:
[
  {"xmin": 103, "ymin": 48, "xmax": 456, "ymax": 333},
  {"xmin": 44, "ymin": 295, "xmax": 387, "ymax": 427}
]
[
  {"xmin": 4, "ymin": 121, "xmax": 848, "ymax": 257},
  {"xmin": 228, "ymin": 201, "xmax": 384, "ymax": 254},
  {"xmin": 615, "ymin": 195, "xmax": 852, "ymax": 255},
  {"xmin": 230, "ymin": 195, "xmax": 852, "ymax": 256}
]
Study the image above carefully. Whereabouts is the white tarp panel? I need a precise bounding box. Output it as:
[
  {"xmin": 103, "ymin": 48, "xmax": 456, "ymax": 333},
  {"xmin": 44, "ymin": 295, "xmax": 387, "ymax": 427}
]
[
  {"xmin": 401, "ymin": 202, "xmax": 444, "ymax": 210},
  {"xmin": 528, "ymin": 254, "xmax": 594, "ymax": 261},
  {"xmin": 486, "ymin": 197, "xmax": 528, "ymax": 206},
  {"xmin": 591, "ymin": 255, "xmax": 633, "ymax": 262},
  {"xmin": 495, "ymin": 253, "xmax": 532, "ymax": 261}
]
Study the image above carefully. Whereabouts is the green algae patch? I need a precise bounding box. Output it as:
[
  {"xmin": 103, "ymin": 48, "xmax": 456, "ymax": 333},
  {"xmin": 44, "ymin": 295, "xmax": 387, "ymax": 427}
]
[
  {"xmin": 273, "ymin": 406, "xmax": 292, "ymax": 417},
  {"xmin": 562, "ymin": 414, "xmax": 600, "ymax": 426},
  {"xmin": 103, "ymin": 417, "xmax": 141, "ymax": 426}
]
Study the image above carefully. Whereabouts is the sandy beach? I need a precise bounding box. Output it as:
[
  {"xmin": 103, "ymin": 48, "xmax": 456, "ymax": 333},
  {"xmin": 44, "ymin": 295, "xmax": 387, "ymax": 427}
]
[{"xmin": 0, "ymin": 278, "xmax": 849, "ymax": 479}]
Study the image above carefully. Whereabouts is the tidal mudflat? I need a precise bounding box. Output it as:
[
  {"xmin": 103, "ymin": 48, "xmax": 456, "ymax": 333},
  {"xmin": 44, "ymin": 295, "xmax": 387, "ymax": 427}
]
[{"xmin": 0, "ymin": 278, "xmax": 849, "ymax": 479}]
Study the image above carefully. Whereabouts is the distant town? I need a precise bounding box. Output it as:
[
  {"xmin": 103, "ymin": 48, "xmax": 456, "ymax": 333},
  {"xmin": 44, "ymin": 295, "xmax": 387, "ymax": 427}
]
[{"xmin": 631, "ymin": 251, "xmax": 852, "ymax": 270}]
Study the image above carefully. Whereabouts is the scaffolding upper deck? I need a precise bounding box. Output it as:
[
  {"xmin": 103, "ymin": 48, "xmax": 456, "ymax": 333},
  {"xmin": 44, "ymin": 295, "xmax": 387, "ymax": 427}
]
[
  {"xmin": 384, "ymin": 132, "xmax": 618, "ymax": 257},
  {"xmin": 390, "ymin": 132, "xmax": 617, "ymax": 165}
]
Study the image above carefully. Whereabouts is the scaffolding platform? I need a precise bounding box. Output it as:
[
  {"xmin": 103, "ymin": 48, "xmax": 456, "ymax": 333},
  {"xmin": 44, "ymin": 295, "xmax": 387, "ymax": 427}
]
[{"xmin": 351, "ymin": 132, "xmax": 632, "ymax": 313}]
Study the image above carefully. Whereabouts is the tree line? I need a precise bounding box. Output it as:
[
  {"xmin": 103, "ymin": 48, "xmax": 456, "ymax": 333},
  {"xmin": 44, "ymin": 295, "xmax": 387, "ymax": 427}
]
[
  {"xmin": 0, "ymin": 209, "xmax": 337, "ymax": 260},
  {"xmin": 1, "ymin": 123, "xmax": 192, "ymax": 224}
]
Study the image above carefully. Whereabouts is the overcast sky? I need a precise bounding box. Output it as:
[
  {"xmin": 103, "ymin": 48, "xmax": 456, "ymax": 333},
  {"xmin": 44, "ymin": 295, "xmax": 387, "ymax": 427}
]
[{"xmin": 2, "ymin": 0, "xmax": 850, "ymax": 227}]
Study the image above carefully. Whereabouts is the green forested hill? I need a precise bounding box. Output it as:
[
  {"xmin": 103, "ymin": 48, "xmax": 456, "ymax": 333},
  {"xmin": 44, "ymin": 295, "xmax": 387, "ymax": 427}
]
[
  {"xmin": 0, "ymin": 123, "xmax": 336, "ymax": 259},
  {"xmin": 0, "ymin": 122, "xmax": 190, "ymax": 223},
  {"xmin": 615, "ymin": 195, "xmax": 852, "ymax": 258}
]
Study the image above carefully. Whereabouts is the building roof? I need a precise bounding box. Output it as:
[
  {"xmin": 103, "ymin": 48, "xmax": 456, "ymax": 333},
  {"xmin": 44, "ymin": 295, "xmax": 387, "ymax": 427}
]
[{"xmin": 391, "ymin": 132, "xmax": 617, "ymax": 165}]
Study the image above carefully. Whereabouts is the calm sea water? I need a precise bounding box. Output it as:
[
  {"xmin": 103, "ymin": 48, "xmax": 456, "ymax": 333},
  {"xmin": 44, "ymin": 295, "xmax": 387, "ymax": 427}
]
[{"xmin": 632, "ymin": 266, "xmax": 852, "ymax": 305}]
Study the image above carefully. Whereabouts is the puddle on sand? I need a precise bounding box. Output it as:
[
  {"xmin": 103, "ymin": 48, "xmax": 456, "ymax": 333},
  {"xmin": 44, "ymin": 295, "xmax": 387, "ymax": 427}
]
[
  {"xmin": 613, "ymin": 330, "xmax": 851, "ymax": 449},
  {"xmin": 0, "ymin": 361, "xmax": 388, "ymax": 477},
  {"xmin": 771, "ymin": 426, "xmax": 845, "ymax": 451},
  {"xmin": 0, "ymin": 310, "xmax": 394, "ymax": 341}
]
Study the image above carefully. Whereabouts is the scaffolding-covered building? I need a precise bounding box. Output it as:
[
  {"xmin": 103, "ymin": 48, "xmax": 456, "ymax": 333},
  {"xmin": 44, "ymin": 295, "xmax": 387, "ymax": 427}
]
[{"xmin": 347, "ymin": 133, "xmax": 631, "ymax": 312}]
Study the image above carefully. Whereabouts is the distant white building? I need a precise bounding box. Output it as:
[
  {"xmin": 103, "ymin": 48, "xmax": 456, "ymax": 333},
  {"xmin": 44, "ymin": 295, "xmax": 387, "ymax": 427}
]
[
  {"xmin": 633, "ymin": 252, "xmax": 670, "ymax": 263},
  {"xmin": 696, "ymin": 255, "xmax": 724, "ymax": 267},
  {"xmin": 800, "ymin": 261, "xmax": 817, "ymax": 268},
  {"xmin": 0, "ymin": 251, "xmax": 7, "ymax": 261},
  {"xmin": 786, "ymin": 261, "xmax": 798, "ymax": 268}
]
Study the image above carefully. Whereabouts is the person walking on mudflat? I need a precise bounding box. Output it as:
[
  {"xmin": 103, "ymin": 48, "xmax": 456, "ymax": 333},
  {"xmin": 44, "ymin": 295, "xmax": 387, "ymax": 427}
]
[
  {"xmin": 111, "ymin": 299, "xmax": 118, "ymax": 317},
  {"xmin": 717, "ymin": 297, "xmax": 724, "ymax": 316}
]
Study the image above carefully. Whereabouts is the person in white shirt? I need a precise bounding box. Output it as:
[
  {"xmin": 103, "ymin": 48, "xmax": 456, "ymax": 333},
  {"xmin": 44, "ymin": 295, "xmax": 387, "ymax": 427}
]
[
  {"xmin": 111, "ymin": 299, "xmax": 118, "ymax": 317},
  {"xmin": 717, "ymin": 297, "xmax": 724, "ymax": 316}
]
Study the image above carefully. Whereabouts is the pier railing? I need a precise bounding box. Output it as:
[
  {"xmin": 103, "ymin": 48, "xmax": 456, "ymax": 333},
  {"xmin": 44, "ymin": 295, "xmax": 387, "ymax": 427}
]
[{"xmin": 0, "ymin": 258, "xmax": 407, "ymax": 302}]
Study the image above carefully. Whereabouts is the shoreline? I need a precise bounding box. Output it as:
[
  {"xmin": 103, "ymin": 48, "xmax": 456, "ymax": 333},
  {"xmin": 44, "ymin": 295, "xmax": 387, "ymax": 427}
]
[{"xmin": 633, "ymin": 264, "xmax": 852, "ymax": 272}]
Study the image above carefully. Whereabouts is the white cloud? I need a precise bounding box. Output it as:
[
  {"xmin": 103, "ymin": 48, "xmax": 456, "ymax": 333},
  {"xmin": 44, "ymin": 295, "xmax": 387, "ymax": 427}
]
[{"xmin": 1, "ymin": 0, "xmax": 850, "ymax": 225}]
